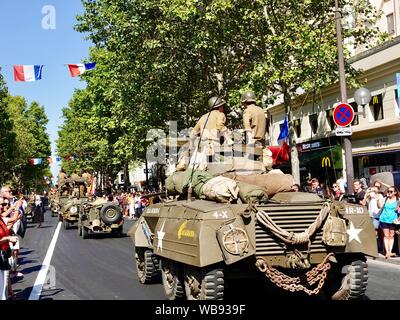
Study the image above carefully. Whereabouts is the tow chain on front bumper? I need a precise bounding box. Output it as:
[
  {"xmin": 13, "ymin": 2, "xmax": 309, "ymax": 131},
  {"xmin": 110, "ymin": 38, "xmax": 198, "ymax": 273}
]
[{"xmin": 255, "ymin": 253, "xmax": 334, "ymax": 296}]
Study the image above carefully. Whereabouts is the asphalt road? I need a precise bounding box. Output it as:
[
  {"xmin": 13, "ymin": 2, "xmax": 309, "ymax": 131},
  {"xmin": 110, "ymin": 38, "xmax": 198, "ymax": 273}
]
[{"xmin": 11, "ymin": 210, "xmax": 400, "ymax": 300}]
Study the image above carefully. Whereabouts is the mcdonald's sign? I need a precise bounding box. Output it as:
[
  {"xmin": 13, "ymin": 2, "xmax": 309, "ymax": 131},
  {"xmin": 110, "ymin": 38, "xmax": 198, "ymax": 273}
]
[
  {"xmin": 321, "ymin": 157, "xmax": 331, "ymax": 168},
  {"xmin": 371, "ymin": 94, "xmax": 382, "ymax": 106},
  {"xmin": 361, "ymin": 156, "xmax": 369, "ymax": 166}
]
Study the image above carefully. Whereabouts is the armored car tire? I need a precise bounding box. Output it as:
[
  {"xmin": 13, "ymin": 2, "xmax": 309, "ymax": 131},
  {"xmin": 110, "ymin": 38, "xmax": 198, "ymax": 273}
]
[
  {"xmin": 324, "ymin": 254, "xmax": 368, "ymax": 300},
  {"xmin": 135, "ymin": 248, "xmax": 160, "ymax": 284},
  {"xmin": 161, "ymin": 259, "xmax": 185, "ymax": 300},
  {"xmin": 183, "ymin": 264, "xmax": 224, "ymax": 300},
  {"xmin": 100, "ymin": 204, "xmax": 123, "ymax": 225}
]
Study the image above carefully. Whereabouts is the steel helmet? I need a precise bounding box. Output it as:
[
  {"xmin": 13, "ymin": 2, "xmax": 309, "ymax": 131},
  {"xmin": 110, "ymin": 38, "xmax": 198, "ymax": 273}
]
[
  {"xmin": 208, "ymin": 96, "xmax": 226, "ymax": 109},
  {"xmin": 241, "ymin": 91, "xmax": 256, "ymax": 103}
]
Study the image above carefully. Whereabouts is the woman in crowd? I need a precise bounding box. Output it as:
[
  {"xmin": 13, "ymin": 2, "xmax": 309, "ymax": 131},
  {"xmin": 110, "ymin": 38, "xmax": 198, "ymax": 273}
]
[
  {"xmin": 0, "ymin": 198, "xmax": 20, "ymax": 300},
  {"xmin": 378, "ymin": 186, "xmax": 400, "ymax": 258}
]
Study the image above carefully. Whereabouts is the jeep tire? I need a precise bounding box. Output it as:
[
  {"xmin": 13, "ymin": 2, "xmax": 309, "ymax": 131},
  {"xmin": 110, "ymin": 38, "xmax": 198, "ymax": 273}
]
[{"xmin": 100, "ymin": 204, "xmax": 123, "ymax": 225}]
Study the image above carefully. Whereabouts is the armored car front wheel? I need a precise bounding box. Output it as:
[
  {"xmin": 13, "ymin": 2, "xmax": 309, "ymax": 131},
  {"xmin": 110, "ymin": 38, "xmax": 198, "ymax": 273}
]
[
  {"xmin": 183, "ymin": 264, "xmax": 224, "ymax": 300},
  {"xmin": 161, "ymin": 259, "xmax": 185, "ymax": 300},
  {"xmin": 135, "ymin": 248, "xmax": 160, "ymax": 284},
  {"xmin": 324, "ymin": 254, "xmax": 368, "ymax": 300}
]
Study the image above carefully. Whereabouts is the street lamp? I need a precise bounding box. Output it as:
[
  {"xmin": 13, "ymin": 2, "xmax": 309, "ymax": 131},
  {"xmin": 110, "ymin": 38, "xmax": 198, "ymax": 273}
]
[{"xmin": 354, "ymin": 87, "xmax": 372, "ymax": 117}]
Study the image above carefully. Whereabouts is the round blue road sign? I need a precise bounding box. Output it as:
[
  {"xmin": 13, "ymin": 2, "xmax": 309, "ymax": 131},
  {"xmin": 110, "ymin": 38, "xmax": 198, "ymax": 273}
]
[{"xmin": 333, "ymin": 103, "xmax": 354, "ymax": 127}]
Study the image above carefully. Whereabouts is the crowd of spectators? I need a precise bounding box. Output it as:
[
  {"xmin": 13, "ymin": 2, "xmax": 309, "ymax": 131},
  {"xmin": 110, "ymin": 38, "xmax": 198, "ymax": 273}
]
[
  {"xmin": 0, "ymin": 186, "xmax": 46, "ymax": 300},
  {"xmin": 297, "ymin": 175, "xmax": 400, "ymax": 258}
]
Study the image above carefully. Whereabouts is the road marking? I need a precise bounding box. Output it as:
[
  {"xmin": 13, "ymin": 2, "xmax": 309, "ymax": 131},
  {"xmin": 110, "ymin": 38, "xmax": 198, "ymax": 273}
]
[{"xmin": 28, "ymin": 221, "xmax": 62, "ymax": 300}]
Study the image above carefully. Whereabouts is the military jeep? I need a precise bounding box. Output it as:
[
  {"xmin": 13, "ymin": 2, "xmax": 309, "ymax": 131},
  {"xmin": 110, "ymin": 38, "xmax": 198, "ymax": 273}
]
[
  {"xmin": 129, "ymin": 191, "xmax": 377, "ymax": 300},
  {"xmin": 58, "ymin": 178, "xmax": 89, "ymax": 229},
  {"xmin": 77, "ymin": 198, "xmax": 124, "ymax": 239}
]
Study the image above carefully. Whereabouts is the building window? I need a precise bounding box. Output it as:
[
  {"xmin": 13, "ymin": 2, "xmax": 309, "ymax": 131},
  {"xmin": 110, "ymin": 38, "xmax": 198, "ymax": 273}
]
[
  {"xmin": 387, "ymin": 13, "xmax": 395, "ymax": 35},
  {"xmin": 293, "ymin": 119, "xmax": 301, "ymax": 138},
  {"xmin": 326, "ymin": 109, "xmax": 336, "ymax": 130},
  {"xmin": 370, "ymin": 93, "xmax": 384, "ymax": 121},
  {"xmin": 396, "ymin": 89, "xmax": 399, "ymax": 113},
  {"xmin": 309, "ymin": 114, "xmax": 318, "ymax": 134},
  {"xmin": 350, "ymin": 102, "xmax": 359, "ymax": 125}
]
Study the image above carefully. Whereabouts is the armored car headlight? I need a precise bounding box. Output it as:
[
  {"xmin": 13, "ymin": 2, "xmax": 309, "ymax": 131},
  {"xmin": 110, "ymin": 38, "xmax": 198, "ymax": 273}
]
[
  {"xmin": 222, "ymin": 226, "xmax": 249, "ymax": 255},
  {"xmin": 70, "ymin": 206, "xmax": 78, "ymax": 214}
]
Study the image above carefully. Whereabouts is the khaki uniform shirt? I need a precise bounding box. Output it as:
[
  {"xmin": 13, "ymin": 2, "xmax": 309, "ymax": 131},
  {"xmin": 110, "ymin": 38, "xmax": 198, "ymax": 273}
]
[
  {"xmin": 70, "ymin": 173, "xmax": 80, "ymax": 180},
  {"xmin": 191, "ymin": 110, "xmax": 227, "ymax": 141},
  {"xmin": 82, "ymin": 172, "xmax": 92, "ymax": 182},
  {"xmin": 243, "ymin": 104, "xmax": 266, "ymax": 141},
  {"xmin": 59, "ymin": 172, "xmax": 67, "ymax": 181}
]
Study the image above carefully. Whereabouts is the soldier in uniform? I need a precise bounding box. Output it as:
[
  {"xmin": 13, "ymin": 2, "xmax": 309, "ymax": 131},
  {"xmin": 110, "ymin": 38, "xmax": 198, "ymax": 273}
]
[
  {"xmin": 82, "ymin": 171, "xmax": 92, "ymax": 183},
  {"xmin": 241, "ymin": 91, "xmax": 266, "ymax": 146},
  {"xmin": 59, "ymin": 168, "xmax": 67, "ymax": 182},
  {"xmin": 190, "ymin": 96, "xmax": 228, "ymax": 166},
  {"xmin": 70, "ymin": 172, "xmax": 80, "ymax": 180}
]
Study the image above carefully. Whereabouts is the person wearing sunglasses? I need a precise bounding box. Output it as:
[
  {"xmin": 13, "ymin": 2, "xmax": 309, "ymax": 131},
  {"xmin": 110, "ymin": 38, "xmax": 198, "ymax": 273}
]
[{"xmin": 378, "ymin": 186, "xmax": 400, "ymax": 259}]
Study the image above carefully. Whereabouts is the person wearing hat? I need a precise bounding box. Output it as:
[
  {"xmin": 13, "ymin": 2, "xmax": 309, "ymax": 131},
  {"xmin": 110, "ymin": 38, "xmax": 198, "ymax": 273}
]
[
  {"xmin": 241, "ymin": 91, "xmax": 266, "ymax": 146},
  {"xmin": 190, "ymin": 96, "xmax": 228, "ymax": 166}
]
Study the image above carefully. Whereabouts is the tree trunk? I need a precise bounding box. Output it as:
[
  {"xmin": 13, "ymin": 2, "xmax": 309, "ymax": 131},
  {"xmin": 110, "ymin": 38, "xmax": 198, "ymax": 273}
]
[{"xmin": 283, "ymin": 88, "xmax": 300, "ymax": 185}]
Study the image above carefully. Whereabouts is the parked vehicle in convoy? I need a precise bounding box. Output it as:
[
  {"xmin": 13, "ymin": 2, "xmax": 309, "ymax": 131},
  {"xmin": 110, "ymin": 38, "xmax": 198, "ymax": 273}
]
[
  {"xmin": 58, "ymin": 178, "xmax": 89, "ymax": 229},
  {"xmin": 77, "ymin": 198, "xmax": 124, "ymax": 239},
  {"xmin": 129, "ymin": 187, "xmax": 377, "ymax": 300}
]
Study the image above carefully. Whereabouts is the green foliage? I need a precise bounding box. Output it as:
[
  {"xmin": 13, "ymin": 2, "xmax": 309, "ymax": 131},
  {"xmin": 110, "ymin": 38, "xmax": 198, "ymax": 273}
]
[
  {"xmin": 0, "ymin": 74, "xmax": 16, "ymax": 186},
  {"xmin": 57, "ymin": 0, "xmax": 383, "ymax": 177},
  {"xmin": 5, "ymin": 97, "xmax": 51, "ymax": 191}
]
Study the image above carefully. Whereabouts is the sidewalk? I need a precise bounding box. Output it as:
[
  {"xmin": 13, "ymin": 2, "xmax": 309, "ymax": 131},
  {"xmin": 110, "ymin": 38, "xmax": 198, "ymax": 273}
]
[{"xmin": 367, "ymin": 254, "xmax": 400, "ymax": 266}]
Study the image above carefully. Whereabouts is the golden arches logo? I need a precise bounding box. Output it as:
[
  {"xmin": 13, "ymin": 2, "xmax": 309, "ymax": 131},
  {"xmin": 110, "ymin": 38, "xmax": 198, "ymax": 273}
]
[
  {"xmin": 321, "ymin": 157, "xmax": 331, "ymax": 168},
  {"xmin": 372, "ymin": 95, "xmax": 379, "ymax": 105}
]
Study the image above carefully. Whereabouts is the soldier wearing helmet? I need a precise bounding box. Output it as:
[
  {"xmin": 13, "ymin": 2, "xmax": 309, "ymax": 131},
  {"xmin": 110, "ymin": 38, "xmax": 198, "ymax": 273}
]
[
  {"xmin": 191, "ymin": 96, "xmax": 228, "ymax": 142},
  {"xmin": 190, "ymin": 96, "xmax": 228, "ymax": 165},
  {"xmin": 241, "ymin": 91, "xmax": 266, "ymax": 146}
]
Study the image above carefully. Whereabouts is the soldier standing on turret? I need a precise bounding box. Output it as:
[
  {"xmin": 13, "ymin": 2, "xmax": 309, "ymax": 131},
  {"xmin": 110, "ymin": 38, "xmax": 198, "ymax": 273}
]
[
  {"xmin": 59, "ymin": 168, "xmax": 68, "ymax": 182},
  {"xmin": 241, "ymin": 91, "xmax": 266, "ymax": 147},
  {"xmin": 190, "ymin": 96, "xmax": 229, "ymax": 167}
]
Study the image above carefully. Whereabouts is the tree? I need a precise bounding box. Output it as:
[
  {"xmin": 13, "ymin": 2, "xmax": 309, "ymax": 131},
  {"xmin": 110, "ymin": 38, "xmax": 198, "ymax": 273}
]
[
  {"xmin": 6, "ymin": 97, "xmax": 52, "ymax": 191},
  {"xmin": 62, "ymin": 0, "xmax": 383, "ymax": 181},
  {"xmin": 0, "ymin": 74, "xmax": 16, "ymax": 186}
]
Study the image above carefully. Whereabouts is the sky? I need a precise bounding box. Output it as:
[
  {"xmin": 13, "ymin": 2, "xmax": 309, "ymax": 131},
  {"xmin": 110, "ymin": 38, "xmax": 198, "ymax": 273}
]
[{"xmin": 0, "ymin": 0, "xmax": 92, "ymax": 183}]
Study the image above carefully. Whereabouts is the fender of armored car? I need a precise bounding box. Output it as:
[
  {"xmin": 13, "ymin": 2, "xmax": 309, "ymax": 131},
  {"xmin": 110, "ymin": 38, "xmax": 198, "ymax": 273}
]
[
  {"xmin": 148, "ymin": 200, "xmax": 251, "ymax": 268},
  {"xmin": 331, "ymin": 200, "xmax": 378, "ymax": 258}
]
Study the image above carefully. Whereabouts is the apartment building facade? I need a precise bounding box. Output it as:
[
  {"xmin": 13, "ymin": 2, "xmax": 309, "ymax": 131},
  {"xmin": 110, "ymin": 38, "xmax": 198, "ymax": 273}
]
[{"xmin": 268, "ymin": 0, "xmax": 400, "ymax": 187}]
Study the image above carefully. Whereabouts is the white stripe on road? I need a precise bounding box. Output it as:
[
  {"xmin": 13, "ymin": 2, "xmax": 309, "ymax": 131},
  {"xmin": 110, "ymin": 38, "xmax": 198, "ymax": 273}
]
[{"xmin": 28, "ymin": 221, "xmax": 62, "ymax": 300}]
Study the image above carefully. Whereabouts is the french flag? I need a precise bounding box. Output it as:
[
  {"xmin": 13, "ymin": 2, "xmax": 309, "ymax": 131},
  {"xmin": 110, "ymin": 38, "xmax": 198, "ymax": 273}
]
[
  {"xmin": 67, "ymin": 63, "xmax": 96, "ymax": 77},
  {"xmin": 29, "ymin": 158, "xmax": 43, "ymax": 166},
  {"xmin": 14, "ymin": 65, "xmax": 44, "ymax": 82}
]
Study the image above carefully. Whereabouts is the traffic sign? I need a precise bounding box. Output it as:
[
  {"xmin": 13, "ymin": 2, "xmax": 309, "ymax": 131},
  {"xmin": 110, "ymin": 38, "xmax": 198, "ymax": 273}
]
[
  {"xmin": 333, "ymin": 103, "xmax": 354, "ymax": 127},
  {"xmin": 335, "ymin": 126, "xmax": 352, "ymax": 136}
]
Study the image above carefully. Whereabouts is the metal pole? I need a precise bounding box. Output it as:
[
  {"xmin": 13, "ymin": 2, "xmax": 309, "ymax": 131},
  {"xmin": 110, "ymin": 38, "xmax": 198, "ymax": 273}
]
[{"xmin": 335, "ymin": 0, "xmax": 354, "ymax": 194}]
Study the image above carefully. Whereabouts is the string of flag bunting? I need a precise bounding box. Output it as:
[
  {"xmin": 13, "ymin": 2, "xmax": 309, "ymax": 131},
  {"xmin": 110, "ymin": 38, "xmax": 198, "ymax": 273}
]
[
  {"xmin": 28, "ymin": 155, "xmax": 77, "ymax": 166},
  {"xmin": 0, "ymin": 63, "xmax": 96, "ymax": 82}
]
